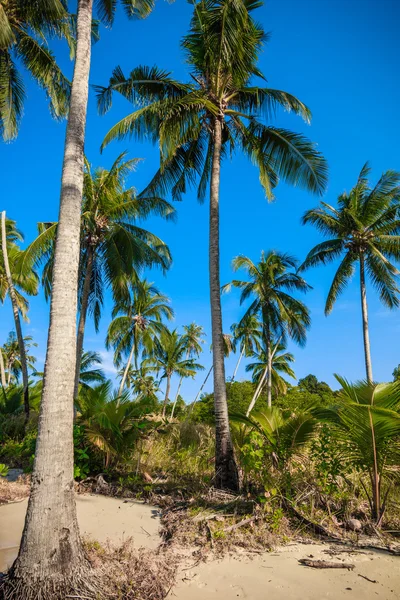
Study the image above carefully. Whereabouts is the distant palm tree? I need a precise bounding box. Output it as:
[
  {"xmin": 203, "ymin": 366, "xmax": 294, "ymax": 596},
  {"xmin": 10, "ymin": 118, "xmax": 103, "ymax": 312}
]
[
  {"xmin": 1, "ymin": 332, "xmax": 37, "ymax": 387},
  {"xmin": 171, "ymin": 323, "xmax": 205, "ymax": 419},
  {"xmin": 0, "ymin": 0, "xmax": 71, "ymax": 140},
  {"xmin": 230, "ymin": 314, "xmax": 262, "ymax": 382},
  {"xmin": 78, "ymin": 350, "xmax": 106, "ymax": 389},
  {"xmin": 245, "ymin": 341, "xmax": 295, "ymax": 414},
  {"xmin": 1, "ymin": 214, "xmax": 38, "ymax": 418},
  {"xmin": 223, "ymin": 251, "xmax": 310, "ymax": 408},
  {"xmin": 98, "ymin": 0, "xmax": 327, "ymax": 491},
  {"xmin": 145, "ymin": 328, "xmax": 203, "ymax": 418},
  {"xmin": 300, "ymin": 163, "xmax": 400, "ymax": 382},
  {"xmin": 107, "ymin": 280, "xmax": 173, "ymax": 397}
]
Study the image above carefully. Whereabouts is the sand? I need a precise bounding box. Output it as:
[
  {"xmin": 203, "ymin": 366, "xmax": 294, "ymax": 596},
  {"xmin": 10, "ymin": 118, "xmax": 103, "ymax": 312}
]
[
  {"xmin": 170, "ymin": 543, "xmax": 400, "ymax": 600},
  {"xmin": 0, "ymin": 494, "xmax": 161, "ymax": 572},
  {"xmin": 1, "ymin": 498, "xmax": 399, "ymax": 599}
]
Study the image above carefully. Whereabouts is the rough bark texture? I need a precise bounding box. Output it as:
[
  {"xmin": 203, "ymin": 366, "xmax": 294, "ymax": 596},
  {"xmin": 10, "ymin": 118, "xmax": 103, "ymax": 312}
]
[
  {"xmin": 1, "ymin": 211, "xmax": 29, "ymax": 419},
  {"xmin": 162, "ymin": 373, "xmax": 171, "ymax": 418},
  {"xmin": 209, "ymin": 117, "xmax": 239, "ymax": 492},
  {"xmin": 73, "ymin": 245, "xmax": 94, "ymax": 400},
  {"xmin": 1, "ymin": 1, "xmax": 94, "ymax": 597},
  {"xmin": 360, "ymin": 254, "xmax": 373, "ymax": 383}
]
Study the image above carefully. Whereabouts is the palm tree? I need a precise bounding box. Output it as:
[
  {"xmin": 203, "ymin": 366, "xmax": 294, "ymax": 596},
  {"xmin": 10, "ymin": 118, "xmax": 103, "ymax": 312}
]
[
  {"xmin": 145, "ymin": 328, "xmax": 204, "ymax": 418},
  {"xmin": 223, "ymin": 251, "xmax": 311, "ymax": 408},
  {"xmin": 106, "ymin": 280, "xmax": 173, "ymax": 397},
  {"xmin": 0, "ymin": 0, "xmax": 71, "ymax": 141},
  {"xmin": 315, "ymin": 375, "xmax": 400, "ymax": 524},
  {"xmin": 171, "ymin": 323, "xmax": 205, "ymax": 419},
  {"xmin": 4, "ymin": 1, "xmax": 159, "ymax": 595},
  {"xmin": 300, "ymin": 164, "xmax": 400, "ymax": 383},
  {"xmin": 1, "ymin": 213, "xmax": 38, "ymax": 419},
  {"xmin": 78, "ymin": 350, "xmax": 106, "ymax": 389},
  {"xmin": 230, "ymin": 314, "xmax": 262, "ymax": 382},
  {"xmin": 245, "ymin": 341, "xmax": 295, "ymax": 414},
  {"xmin": 2, "ymin": 331, "xmax": 37, "ymax": 387},
  {"xmin": 98, "ymin": 0, "xmax": 327, "ymax": 490},
  {"xmin": 24, "ymin": 153, "xmax": 173, "ymax": 399}
]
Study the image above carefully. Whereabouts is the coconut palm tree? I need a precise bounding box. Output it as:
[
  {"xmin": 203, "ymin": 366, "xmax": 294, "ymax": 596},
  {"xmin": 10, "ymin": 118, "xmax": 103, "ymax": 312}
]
[
  {"xmin": 23, "ymin": 153, "xmax": 173, "ymax": 399},
  {"xmin": 106, "ymin": 280, "xmax": 174, "ymax": 397},
  {"xmin": 0, "ymin": 0, "xmax": 72, "ymax": 141},
  {"xmin": 3, "ymin": 1, "xmax": 160, "ymax": 595},
  {"xmin": 1, "ymin": 214, "xmax": 38, "ymax": 419},
  {"xmin": 223, "ymin": 251, "xmax": 311, "ymax": 409},
  {"xmin": 1, "ymin": 331, "xmax": 37, "ymax": 387},
  {"xmin": 300, "ymin": 164, "xmax": 400, "ymax": 383},
  {"xmin": 78, "ymin": 350, "xmax": 106, "ymax": 389},
  {"xmin": 144, "ymin": 328, "xmax": 204, "ymax": 418},
  {"xmin": 97, "ymin": 0, "xmax": 327, "ymax": 490},
  {"xmin": 245, "ymin": 341, "xmax": 295, "ymax": 414},
  {"xmin": 230, "ymin": 314, "xmax": 262, "ymax": 382},
  {"xmin": 171, "ymin": 323, "xmax": 205, "ymax": 418}
]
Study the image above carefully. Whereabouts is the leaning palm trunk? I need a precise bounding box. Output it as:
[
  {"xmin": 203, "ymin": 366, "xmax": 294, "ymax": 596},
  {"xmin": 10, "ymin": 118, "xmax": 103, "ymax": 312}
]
[
  {"xmin": 246, "ymin": 335, "xmax": 282, "ymax": 416},
  {"xmin": 189, "ymin": 364, "xmax": 213, "ymax": 413},
  {"xmin": 118, "ymin": 341, "xmax": 136, "ymax": 398},
  {"xmin": 231, "ymin": 345, "xmax": 245, "ymax": 383},
  {"xmin": 1, "ymin": 210, "xmax": 29, "ymax": 420},
  {"xmin": 266, "ymin": 328, "xmax": 272, "ymax": 408},
  {"xmin": 360, "ymin": 253, "xmax": 373, "ymax": 383},
  {"xmin": 162, "ymin": 373, "xmax": 171, "ymax": 418},
  {"xmin": 3, "ymin": 1, "xmax": 94, "ymax": 596},
  {"xmin": 209, "ymin": 117, "xmax": 239, "ymax": 491},
  {"xmin": 0, "ymin": 347, "xmax": 6, "ymax": 389},
  {"xmin": 170, "ymin": 376, "xmax": 183, "ymax": 420},
  {"xmin": 73, "ymin": 246, "xmax": 94, "ymax": 399}
]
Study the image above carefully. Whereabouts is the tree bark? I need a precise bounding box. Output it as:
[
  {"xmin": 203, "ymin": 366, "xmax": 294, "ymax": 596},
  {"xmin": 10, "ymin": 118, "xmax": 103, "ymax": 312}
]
[
  {"xmin": 161, "ymin": 373, "xmax": 171, "ymax": 418},
  {"xmin": 0, "ymin": 346, "xmax": 6, "ymax": 389},
  {"xmin": 73, "ymin": 245, "xmax": 94, "ymax": 400},
  {"xmin": 118, "ymin": 339, "xmax": 136, "ymax": 398},
  {"xmin": 266, "ymin": 326, "xmax": 272, "ymax": 408},
  {"xmin": 209, "ymin": 116, "xmax": 239, "ymax": 491},
  {"xmin": 246, "ymin": 364, "xmax": 267, "ymax": 417},
  {"xmin": 231, "ymin": 345, "xmax": 244, "ymax": 383},
  {"xmin": 3, "ymin": 1, "xmax": 94, "ymax": 596},
  {"xmin": 360, "ymin": 254, "xmax": 373, "ymax": 383},
  {"xmin": 1, "ymin": 211, "xmax": 29, "ymax": 420}
]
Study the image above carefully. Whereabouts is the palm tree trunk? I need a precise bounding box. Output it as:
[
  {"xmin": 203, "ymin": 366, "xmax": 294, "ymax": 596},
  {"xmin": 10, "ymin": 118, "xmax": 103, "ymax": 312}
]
[
  {"xmin": 189, "ymin": 364, "xmax": 213, "ymax": 414},
  {"xmin": 266, "ymin": 327, "xmax": 272, "ymax": 408},
  {"xmin": 4, "ymin": 1, "xmax": 94, "ymax": 595},
  {"xmin": 118, "ymin": 340, "xmax": 136, "ymax": 398},
  {"xmin": 162, "ymin": 373, "xmax": 171, "ymax": 418},
  {"xmin": 232, "ymin": 345, "xmax": 245, "ymax": 383},
  {"xmin": 209, "ymin": 116, "xmax": 239, "ymax": 492},
  {"xmin": 1, "ymin": 210, "xmax": 29, "ymax": 420},
  {"xmin": 170, "ymin": 376, "xmax": 183, "ymax": 420},
  {"xmin": 73, "ymin": 246, "xmax": 94, "ymax": 400},
  {"xmin": 0, "ymin": 347, "xmax": 6, "ymax": 389},
  {"xmin": 360, "ymin": 254, "xmax": 373, "ymax": 383},
  {"xmin": 246, "ymin": 365, "xmax": 268, "ymax": 417}
]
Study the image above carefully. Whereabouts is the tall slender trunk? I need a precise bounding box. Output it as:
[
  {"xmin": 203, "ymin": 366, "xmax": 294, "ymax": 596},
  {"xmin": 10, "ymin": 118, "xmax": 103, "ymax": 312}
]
[
  {"xmin": 0, "ymin": 347, "xmax": 6, "ymax": 389},
  {"xmin": 189, "ymin": 364, "xmax": 213, "ymax": 414},
  {"xmin": 368, "ymin": 406, "xmax": 380, "ymax": 521},
  {"xmin": 73, "ymin": 245, "xmax": 94, "ymax": 400},
  {"xmin": 360, "ymin": 253, "xmax": 373, "ymax": 383},
  {"xmin": 246, "ymin": 335, "xmax": 281, "ymax": 416},
  {"xmin": 1, "ymin": 211, "xmax": 29, "ymax": 420},
  {"xmin": 118, "ymin": 340, "xmax": 136, "ymax": 398},
  {"xmin": 162, "ymin": 373, "xmax": 171, "ymax": 418},
  {"xmin": 170, "ymin": 375, "xmax": 183, "ymax": 420},
  {"xmin": 232, "ymin": 345, "xmax": 245, "ymax": 383},
  {"xmin": 3, "ymin": 1, "xmax": 94, "ymax": 595},
  {"xmin": 266, "ymin": 326, "xmax": 272, "ymax": 408},
  {"xmin": 209, "ymin": 116, "xmax": 239, "ymax": 491}
]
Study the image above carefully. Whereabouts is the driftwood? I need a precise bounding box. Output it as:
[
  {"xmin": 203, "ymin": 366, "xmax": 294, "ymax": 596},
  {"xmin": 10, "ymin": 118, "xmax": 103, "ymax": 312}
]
[
  {"xmin": 223, "ymin": 515, "xmax": 258, "ymax": 533},
  {"xmin": 284, "ymin": 501, "xmax": 341, "ymax": 540},
  {"xmin": 358, "ymin": 574, "xmax": 377, "ymax": 584},
  {"xmin": 299, "ymin": 559, "xmax": 355, "ymax": 570}
]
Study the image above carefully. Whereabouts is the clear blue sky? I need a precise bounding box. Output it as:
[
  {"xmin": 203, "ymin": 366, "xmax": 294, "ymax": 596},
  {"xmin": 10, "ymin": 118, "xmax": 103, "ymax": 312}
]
[{"xmin": 1, "ymin": 0, "xmax": 400, "ymax": 401}]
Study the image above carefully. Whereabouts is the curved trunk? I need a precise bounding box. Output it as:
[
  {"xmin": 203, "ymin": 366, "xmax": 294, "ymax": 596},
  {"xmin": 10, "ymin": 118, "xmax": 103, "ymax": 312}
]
[
  {"xmin": 246, "ymin": 364, "xmax": 268, "ymax": 417},
  {"xmin": 118, "ymin": 339, "xmax": 136, "ymax": 399},
  {"xmin": 170, "ymin": 376, "xmax": 183, "ymax": 420},
  {"xmin": 209, "ymin": 116, "xmax": 239, "ymax": 491},
  {"xmin": 162, "ymin": 373, "xmax": 171, "ymax": 418},
  {"xmin": 360, "ymin": 254, "xmax": 373, "ymax": 383},
  {"xmin": 1, "ymin": 211, "xmax": 30, "ymax": 420},
  {"xmin": 231, "ymin": 345, "xmax": 245, "ymax": 383},
  {"xmin": 0, "ymin": 347, "xmax": 6, "ymax": 389},
  {"xmin": 4, "ymin": 1, "xmax": 94, "ymax": 596},
  {"xmin": 189, "ymin": 365, "xmax": 213, "ymax": 414},
  {"xmin": 73, "ymin": 245, "xmax": 94, "ymax": 400}
]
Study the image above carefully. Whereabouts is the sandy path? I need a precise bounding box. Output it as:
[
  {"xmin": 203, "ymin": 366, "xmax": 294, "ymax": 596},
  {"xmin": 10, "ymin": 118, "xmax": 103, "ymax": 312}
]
[
  {"xmin": 0, "ymin": 494, "xmax": 160, "ymax": 572},
  {"xmin": 170, "ymin": 543, "xmax": 400, "ymax": 600}
]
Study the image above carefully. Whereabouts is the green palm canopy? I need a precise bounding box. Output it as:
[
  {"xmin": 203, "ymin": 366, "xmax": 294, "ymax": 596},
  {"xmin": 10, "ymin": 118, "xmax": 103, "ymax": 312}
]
[{"xmin": 300, "ymin": 163, "xmax": 400, "ymax": 382}]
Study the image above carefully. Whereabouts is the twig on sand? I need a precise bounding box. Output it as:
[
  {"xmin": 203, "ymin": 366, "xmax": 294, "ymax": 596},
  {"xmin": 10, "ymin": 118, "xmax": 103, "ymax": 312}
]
[
  {"xmin": 358, "ymin": 574, "xmax": 378, "ymax": 584},
  {"xmin": 223, "ymin": 516, "xmax": 258, "ymax": 533},
  {"xmin": 298, "ymin": 559, "xmax": 355, "ymax": 570}
]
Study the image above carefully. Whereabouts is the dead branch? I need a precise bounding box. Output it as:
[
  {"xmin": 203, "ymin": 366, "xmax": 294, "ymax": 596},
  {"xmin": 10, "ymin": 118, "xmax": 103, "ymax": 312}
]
[{"xmin": 298, "ymin": 559, "xmax": 355, "ymax": 570}]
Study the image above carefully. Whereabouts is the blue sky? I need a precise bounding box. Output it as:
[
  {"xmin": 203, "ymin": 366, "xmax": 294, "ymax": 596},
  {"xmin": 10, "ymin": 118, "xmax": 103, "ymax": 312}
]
[{"xmin": 1, "ymin": 0, "xmax": 400, "ymax": 401}]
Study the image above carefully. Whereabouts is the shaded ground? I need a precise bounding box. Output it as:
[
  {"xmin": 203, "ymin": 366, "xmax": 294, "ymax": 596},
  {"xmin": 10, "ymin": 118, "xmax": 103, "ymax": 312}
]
[{"xmin": 0, "ymin": 494, "xmax": 161, "ymax": 572}]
